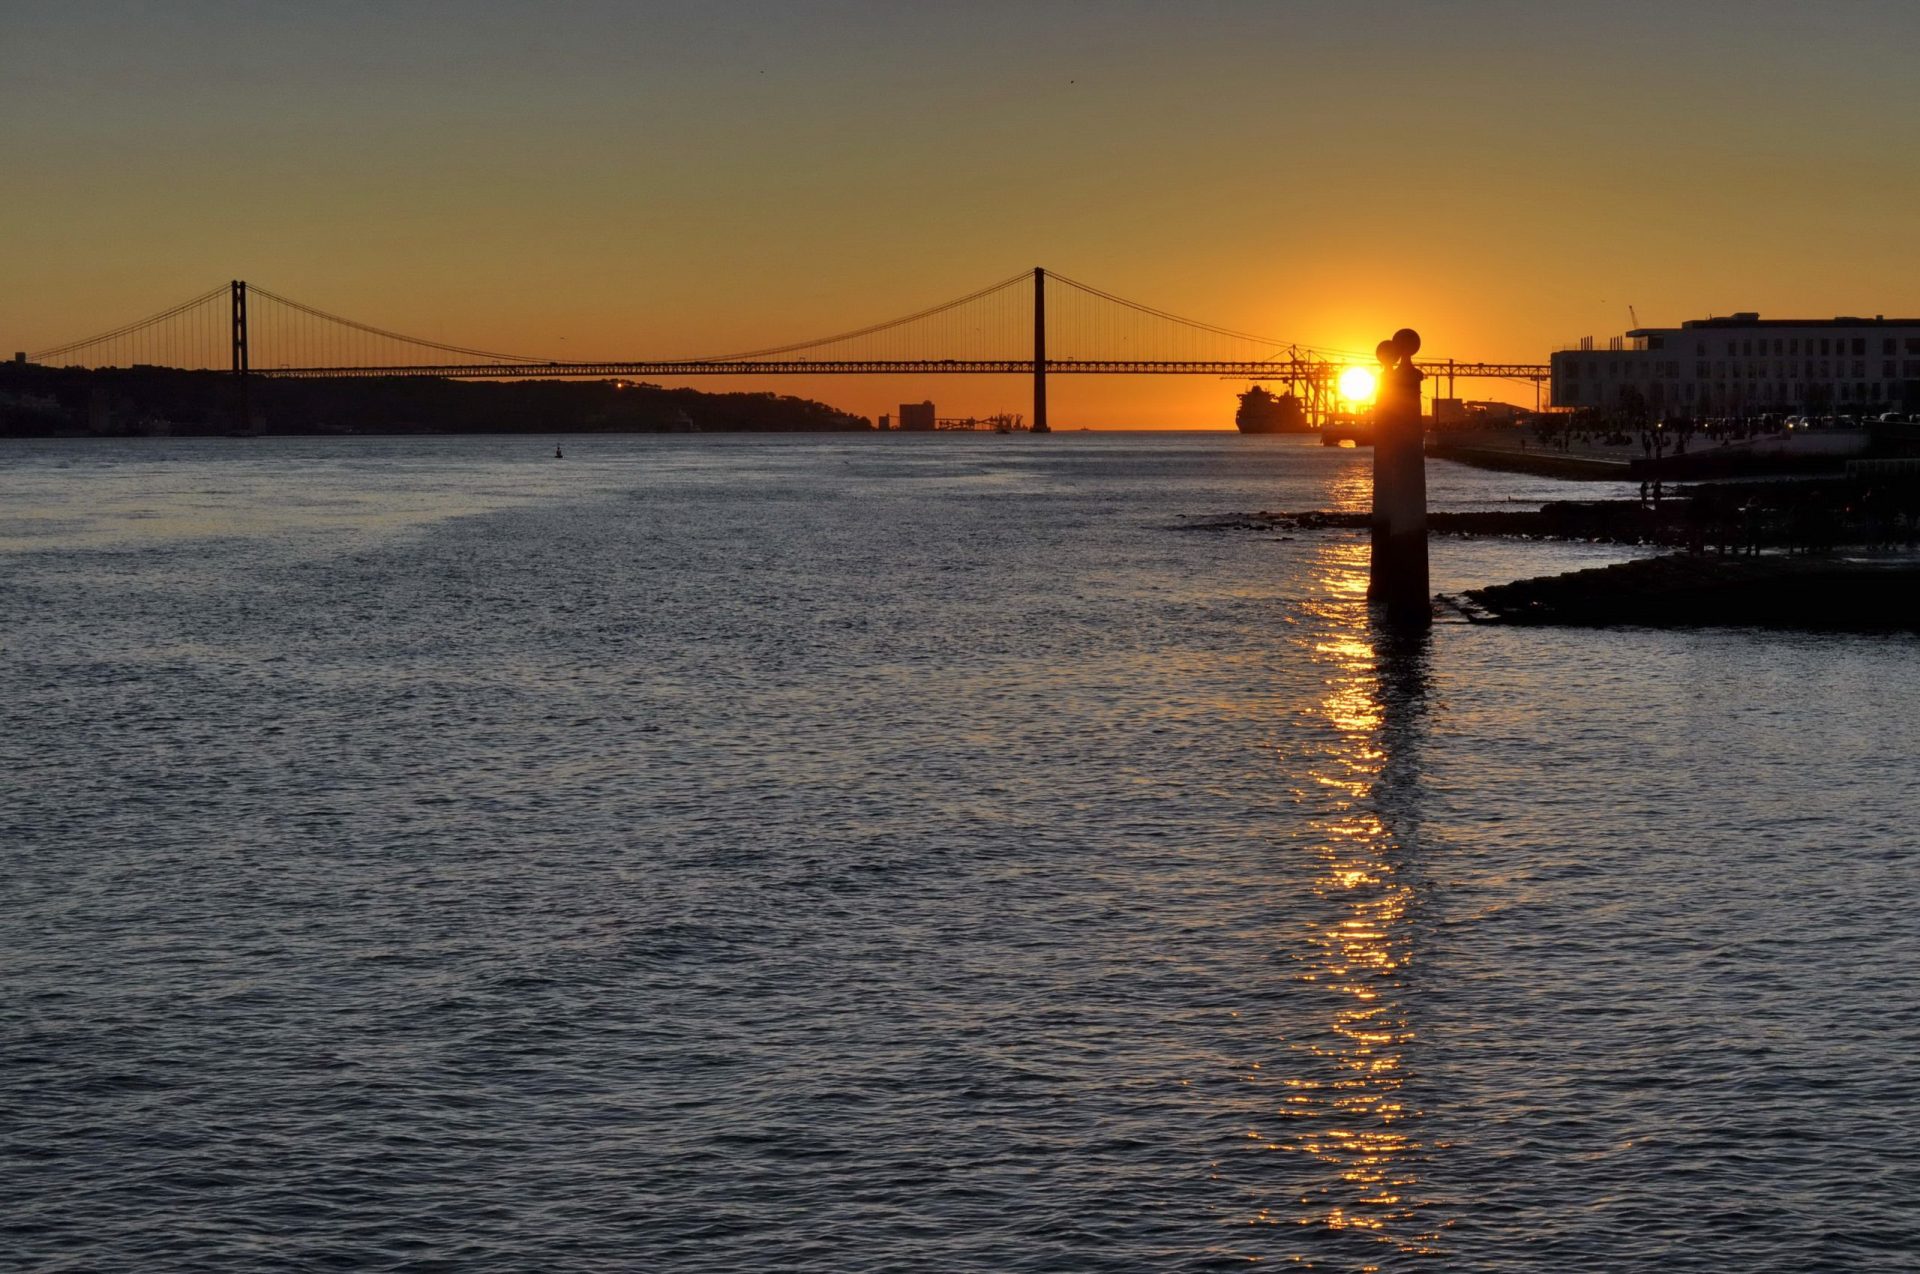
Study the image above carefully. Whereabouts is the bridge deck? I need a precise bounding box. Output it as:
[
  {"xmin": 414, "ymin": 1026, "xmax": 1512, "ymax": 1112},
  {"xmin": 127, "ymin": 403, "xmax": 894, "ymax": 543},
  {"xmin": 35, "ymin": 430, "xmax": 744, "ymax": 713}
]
[{"xmin": 256, "ymin": 359, "xmax": 1549, "ymax": 381}]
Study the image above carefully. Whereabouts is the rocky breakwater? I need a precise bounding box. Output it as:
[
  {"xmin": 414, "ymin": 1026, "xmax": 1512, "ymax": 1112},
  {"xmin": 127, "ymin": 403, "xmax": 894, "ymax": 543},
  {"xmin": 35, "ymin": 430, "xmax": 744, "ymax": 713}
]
[{"xmin": 1445, "ymin": 554, "xmax": 1920, "ymax": 631}]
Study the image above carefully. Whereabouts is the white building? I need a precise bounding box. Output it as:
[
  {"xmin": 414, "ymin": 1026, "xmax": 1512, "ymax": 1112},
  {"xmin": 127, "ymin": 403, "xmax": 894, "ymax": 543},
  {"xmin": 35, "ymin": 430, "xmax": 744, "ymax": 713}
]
[{"xmin": 1551, "ymin": 313, "xmax": 1920, "ymax": 416}]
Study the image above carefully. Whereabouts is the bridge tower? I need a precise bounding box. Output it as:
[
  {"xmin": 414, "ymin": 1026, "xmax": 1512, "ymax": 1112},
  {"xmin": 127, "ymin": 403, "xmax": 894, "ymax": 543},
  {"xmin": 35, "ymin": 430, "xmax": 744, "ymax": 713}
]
[
  {"xmin": 231, "ymin": 280, "xmax": 252, "ymax": 429},
  {"xmin": 1031, "ymin": 267, "xmax": 1050, "ymax": 433},
  {"xmin": 230, "ymin": 280, "xmax": 248, "ymax": 376}
]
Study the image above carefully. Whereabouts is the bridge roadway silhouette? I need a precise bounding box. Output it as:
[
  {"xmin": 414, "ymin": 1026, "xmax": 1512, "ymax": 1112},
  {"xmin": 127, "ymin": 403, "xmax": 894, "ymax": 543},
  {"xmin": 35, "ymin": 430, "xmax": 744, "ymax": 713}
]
[
  {"xmin": 24, "ymin": 270, "xmax": 1551, "ymax": 431},
  {"xmin": 257, "ymin": 357, "xmax": 1552, "ymax": 381}
]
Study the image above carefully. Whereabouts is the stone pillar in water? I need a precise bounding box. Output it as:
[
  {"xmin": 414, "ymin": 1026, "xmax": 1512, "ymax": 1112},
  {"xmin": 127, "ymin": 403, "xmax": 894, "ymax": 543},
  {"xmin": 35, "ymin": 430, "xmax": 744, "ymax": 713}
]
[{"xmin": 1369, "ymin": 328, "xmax": 1429, "ymax": 627}]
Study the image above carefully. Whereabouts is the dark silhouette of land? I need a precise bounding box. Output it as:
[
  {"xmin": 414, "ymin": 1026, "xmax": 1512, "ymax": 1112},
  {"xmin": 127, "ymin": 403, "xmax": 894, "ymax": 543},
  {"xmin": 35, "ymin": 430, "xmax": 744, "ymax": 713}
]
[
  {"xmin": 1448, "ymin": 555, "xmax": 1920, "ymax": 631},
  {"xmin": 1199, "ymin": 478, "xmax": 1920, "ymax": 552},
  {"xmin": 0, "ymin": 363, "xmax": 872, "ymax": 437},
  {"xmin": 1186, "ymin": 472, "xmax": 1920, "ymax": 631}
]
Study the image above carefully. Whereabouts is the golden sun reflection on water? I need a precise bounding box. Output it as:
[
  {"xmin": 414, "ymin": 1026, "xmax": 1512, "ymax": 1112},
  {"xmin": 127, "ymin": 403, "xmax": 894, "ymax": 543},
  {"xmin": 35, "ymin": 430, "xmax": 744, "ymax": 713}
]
[
  {"xmin": 1324, "ymin": 467, "xmax": 1375, "ymax": 517},
  {"xmin": 1263, "ymin": 540, "xmax": 1443, "ymax": 1258}
]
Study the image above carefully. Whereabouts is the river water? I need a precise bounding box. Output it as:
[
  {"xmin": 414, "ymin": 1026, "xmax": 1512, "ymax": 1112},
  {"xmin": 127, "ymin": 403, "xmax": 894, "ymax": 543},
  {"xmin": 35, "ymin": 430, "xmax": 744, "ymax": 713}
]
[{"xmin": 3, "ymin": 433, "xmax": 1916, "ymax": 1271}]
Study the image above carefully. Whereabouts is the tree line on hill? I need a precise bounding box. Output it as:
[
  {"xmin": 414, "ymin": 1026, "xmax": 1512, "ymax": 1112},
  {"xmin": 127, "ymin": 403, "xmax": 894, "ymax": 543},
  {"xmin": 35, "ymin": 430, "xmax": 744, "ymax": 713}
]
[{"xmin": 0, "ymin": 363, "xmax": 872, "ymax": 436}]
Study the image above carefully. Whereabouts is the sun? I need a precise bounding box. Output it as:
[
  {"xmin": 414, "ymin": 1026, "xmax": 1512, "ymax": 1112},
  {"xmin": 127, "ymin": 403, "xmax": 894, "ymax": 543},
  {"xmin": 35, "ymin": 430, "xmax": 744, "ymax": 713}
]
[{"xmin": 1338, "ymin": 366, "xmax": 1378, "ymax": 404}]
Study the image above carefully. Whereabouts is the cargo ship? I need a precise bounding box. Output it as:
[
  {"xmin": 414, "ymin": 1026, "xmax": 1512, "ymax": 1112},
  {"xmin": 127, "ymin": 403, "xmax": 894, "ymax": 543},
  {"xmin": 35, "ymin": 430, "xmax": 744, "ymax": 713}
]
[{"xmin": 1234, "ymin": 385, "xmax": 1309, "ymax": 433}]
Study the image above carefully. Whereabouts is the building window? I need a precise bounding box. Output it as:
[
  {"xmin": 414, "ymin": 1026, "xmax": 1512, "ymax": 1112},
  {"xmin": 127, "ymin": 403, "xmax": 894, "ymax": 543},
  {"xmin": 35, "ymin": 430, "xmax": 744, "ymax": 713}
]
[
  {"xmin": 1853, "ymin": 338, "xmax": 1866, "ymax": 355},
  {"xmin": 1790, "ymin": 339, "xmax": 1799, "ymax": 354},
  {"xmin": 1907, "ymin": 338, "xmax": 1920, "ymax": 355},
  {"xmin": 1854, "ymin": 361, "xmax": 1867, "ymax": 378},
  {"xmin": 1821, "ymin": 339, "xmax": 1831, "ymax": 355},
  {"xmin": 1885, "ymin": 339, "xmax": 1897, "ymax": 355},
  {"xmin": 1886, "ymin": 361, "xmax": 1898, "ymax": 378}
]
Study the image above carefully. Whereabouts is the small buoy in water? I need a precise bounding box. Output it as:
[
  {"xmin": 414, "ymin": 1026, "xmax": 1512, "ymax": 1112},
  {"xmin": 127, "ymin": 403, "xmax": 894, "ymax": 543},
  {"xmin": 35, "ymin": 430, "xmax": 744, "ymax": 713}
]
[{"xmin": 554, "ymin": 446, "xmax": 564, "ymax": 459}]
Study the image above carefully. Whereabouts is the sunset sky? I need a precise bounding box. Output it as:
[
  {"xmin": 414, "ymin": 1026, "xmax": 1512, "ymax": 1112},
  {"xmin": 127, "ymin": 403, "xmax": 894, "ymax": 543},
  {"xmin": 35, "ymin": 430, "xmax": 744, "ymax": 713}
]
[{"xmin": 6, "ymin": 0, "xmax": 1919, "ymax": 427}]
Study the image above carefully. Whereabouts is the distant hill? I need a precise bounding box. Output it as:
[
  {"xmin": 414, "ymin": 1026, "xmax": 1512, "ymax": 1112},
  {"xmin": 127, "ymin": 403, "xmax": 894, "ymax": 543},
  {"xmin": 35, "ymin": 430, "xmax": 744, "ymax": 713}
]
[{"xmin": 0, "ymin": 363, "xmax": 872, "ymax": 436}]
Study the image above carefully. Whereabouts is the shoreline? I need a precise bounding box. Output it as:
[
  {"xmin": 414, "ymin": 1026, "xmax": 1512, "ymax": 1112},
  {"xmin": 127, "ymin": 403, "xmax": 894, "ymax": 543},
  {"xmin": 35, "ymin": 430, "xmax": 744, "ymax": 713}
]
[
  {"xmin": 1426, "ymin": 428, "xmax": 1898, "ymax": 481},
  {"xmin": 1445, "ymin": 553, "xmax": 1920, "ymax": 631},
  {"xmin": 1427, "ymin": 440, "xmax": 1630, "ymax": 481},
  {"xmin": 1195, "ymin": 477, "xmax": 1920, "ymax": 631}
]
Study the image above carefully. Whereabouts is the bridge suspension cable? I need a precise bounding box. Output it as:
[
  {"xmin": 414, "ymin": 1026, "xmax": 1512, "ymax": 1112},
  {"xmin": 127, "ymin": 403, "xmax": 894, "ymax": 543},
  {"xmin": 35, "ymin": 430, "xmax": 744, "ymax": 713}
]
[
  {"xmin": 696, "ymin": 270, "xmax": 1033, "ymax": 362},
  {"xmin": 29, "ymin": 284, "xmax": 232, "ymax": 369},
  {"xmin": 685, "ymin": 269, "xmax": 1359, "ymax": 368},
  {"xmin": 28, "ymin": 282, "xmax": 551, "ymax": 372},
  {"xmin": 21, "ymin": 271, "xmax": 1548, "ymax": 413},
  {"xmin": 1051, "ymin": 271, "xmax": 1284, "ymax": 343},
  {"xmin": 243, "ymin": 285, "xmax": 546, "ymax": 367}
]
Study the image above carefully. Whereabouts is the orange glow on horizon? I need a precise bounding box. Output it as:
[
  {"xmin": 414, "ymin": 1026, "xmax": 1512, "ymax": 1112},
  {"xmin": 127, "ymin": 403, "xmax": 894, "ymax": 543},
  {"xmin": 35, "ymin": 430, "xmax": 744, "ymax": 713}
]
[{"xmin": 8, "ymin": 6, "xmax": 1914, "ymax": 428}]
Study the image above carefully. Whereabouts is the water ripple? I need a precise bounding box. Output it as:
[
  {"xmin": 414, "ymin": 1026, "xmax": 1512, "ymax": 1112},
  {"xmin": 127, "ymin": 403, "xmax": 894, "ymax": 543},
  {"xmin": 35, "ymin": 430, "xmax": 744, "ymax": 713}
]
[{"xmin": 2, "ymin": 434, "xmax": 1916, "ymax": 1270}]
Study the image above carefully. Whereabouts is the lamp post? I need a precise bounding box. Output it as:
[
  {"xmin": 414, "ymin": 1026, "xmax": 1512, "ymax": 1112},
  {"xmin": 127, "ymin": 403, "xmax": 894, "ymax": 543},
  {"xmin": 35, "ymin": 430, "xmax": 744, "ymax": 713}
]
[{"xmin": 1369, "ymin": 328, "xmax": 1430, "ymax": 628}]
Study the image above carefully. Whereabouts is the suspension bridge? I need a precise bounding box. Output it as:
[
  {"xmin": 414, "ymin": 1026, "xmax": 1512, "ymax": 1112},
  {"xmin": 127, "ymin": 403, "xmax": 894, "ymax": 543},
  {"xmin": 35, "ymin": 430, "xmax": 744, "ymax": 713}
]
[{"xmin": 19, "ymin": 270, "xmax": 1548, "ymax": 431}]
